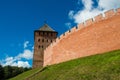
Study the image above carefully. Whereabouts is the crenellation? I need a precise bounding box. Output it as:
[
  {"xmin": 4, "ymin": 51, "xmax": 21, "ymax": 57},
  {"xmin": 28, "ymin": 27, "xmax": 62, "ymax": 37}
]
[
  {"xmin": 57, "ymin": 36, "xmax": 60, "ymax": 39},
  {"xmin": 51, "ymin": 41, "xmax": 55, "ymax": 46},
  {"xmin": 65, "ymin": 30, "xmax": 70, "ymax": 35},
  {"xmin": 94, "ymin": 14, "xmax": 103, "ymax": 22},
  {"xmin": 55, "ymin": 38, "xmax": 60, "ymax": 43},
  {"xmin": 49, "ymin": 43, "xmax": 53, "ymax": 48},
  {"xmin": 116, "ymin": 8, "xmax": 120, "ymax": 15},
  {"xmin": 77, "ymin": 22, "xmax": 85, "ymax": 30},
  {"xmin": 63, "ymin": 33, "xmax": 65, "ymax": 36},
  {"xmin": 69, "ymin": 29, "xmax": 71, "ymax": 32},
  {"xmin": 76, "ymin": 26, "xmax": 78, "ymax": 29},
  {"xmin": 63, "ymin": 32, "xmax": 69, "ymax": 38},
  {"xmin": 85, "ymin": 18, "xmax": 94, "ymax": 26},
  {"xmin": 71, "ymin": 26, "xmax": 77, "ymax": 33},
  {"xmin": 104, "ymin": 9, "xmax": 115, "ymax": 19},
  {"xmin": 59, "ymin": 34, "xmax": 65, "ymax": 39}
]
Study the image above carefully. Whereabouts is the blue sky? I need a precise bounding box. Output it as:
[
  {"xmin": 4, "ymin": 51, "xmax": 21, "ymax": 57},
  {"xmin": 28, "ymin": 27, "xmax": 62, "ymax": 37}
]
[{"xmin": 0, "ymin": 0, "xmax": 120, "ymax": 67}]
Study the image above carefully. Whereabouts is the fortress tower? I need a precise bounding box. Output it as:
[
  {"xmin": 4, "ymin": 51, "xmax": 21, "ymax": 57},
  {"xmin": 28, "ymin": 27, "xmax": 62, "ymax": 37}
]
[{"xmin": 33, "ymin": 24, "xmax": 58, "ymax": 68}]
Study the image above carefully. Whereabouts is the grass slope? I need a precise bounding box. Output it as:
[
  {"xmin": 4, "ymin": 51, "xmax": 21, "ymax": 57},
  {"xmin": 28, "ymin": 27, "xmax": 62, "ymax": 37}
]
[
  {"xmin": 10, "ymin": 50, "xmax": 120, "ymax": 80},
  {"xmin": 9, "ymin": 68, "xmax": 40, "ymax": 80}
]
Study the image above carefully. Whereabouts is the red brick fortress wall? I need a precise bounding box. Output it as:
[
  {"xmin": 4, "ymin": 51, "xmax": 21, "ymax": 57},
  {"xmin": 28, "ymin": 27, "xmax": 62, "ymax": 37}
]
[{"xmin": 43, "ymin": 8, "xmax": 120, "ymax": 66}]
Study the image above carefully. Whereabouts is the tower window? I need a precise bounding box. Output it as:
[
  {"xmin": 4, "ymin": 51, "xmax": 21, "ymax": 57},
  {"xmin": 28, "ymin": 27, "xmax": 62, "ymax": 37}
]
[
  {"xmin": 39, "ymin": 32, "xmax": 43, "ymax": 36},
  {"xmin": 42, "ymin": 39, "xmax": 44, "ymax": 42},
  {"xmin": 51, "ymin": 33, "xmax": 53, "ymax": 36},
  {"xmin": 47, "ymin": 32, "xmax": 49, "ymax": 35},
  {"xmin": 46, "ymin": 39, "xmax": 48, "ymax": 42},
  {"xmin": 54, "ymin": 33, "xmax": 56, "ymax": 36},
  {"xmin": 42, "ymin": 45, "xmax": 43, "ymax": 48},
  {"xmin": 38, "ymin": 45, "xmax": 41, "ymax": 48},
  {"xmin": 49, "ymin": 33, "xmax": 51, "ymax": 36},
  {"xmin": 43, "ymin": 32, "xmax": 44, "ymax": 35},
  {"xmin": 38, "ymin": 39, "xmax": 40, "ymax": 42}
]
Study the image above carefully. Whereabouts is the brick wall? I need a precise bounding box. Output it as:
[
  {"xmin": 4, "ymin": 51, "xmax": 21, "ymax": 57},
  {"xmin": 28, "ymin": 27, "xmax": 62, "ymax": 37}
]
[{"xmin": 43, "ymin": 8, "xmax": 120, "ymax": 66}]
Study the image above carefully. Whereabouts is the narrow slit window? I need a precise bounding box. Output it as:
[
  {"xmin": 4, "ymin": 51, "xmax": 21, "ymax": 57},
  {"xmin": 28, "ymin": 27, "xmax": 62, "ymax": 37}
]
[
  {"xmin": 38, "ymin": 45, "xmax": 41, "ymax": 48},
  {"xmin": 39, "ymin": 32, "xmax": 41, "ymax": 36},
  {"xmin": 46, "ymin": 39, "xmax": 48, "ymax": 42},
  {"xmin": 42, "ymin": 39, "xmax": 44, "ymax": 42},
  {"xmin": 38, "ymin": 39, "xmax": 40, "ymax": 42},
  {"xmin": 42, "ymin": 45, "xmax": 43, "ymax": 48},
  {"xmin": 51, "ymin": 33, "xmax": 53, "ymax": 36}
]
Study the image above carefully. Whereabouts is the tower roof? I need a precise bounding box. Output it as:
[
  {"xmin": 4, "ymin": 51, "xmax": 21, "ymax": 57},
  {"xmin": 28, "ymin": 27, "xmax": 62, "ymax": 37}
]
[{"xmin": 39, "ymin": 24, "xmax": 56, "ymax": 32}]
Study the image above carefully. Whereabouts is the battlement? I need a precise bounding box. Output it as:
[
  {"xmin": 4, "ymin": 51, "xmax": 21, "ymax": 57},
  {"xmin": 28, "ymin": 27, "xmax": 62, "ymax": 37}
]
[
  {"xmin": 44, "ymin": 8, "xmax": 120, "ymax": 51},
  {"xmin": 94, "ymin": 14, "xmax": 103, "ymax": 22},
  {"xmin": 85, "ymin": 18, "xmax": 94, "ymax": 26},
  {"xmin": 43, "ymin": 8, "xmax": 120, "ymax": 67},
  {"xmin": 77, "ymin": 22, "xmax": 85, "ymax": 30},
  {"xmin": 104, "ymin": 9, "xmax": 115, "ymax": 19},
  {"xmin": 117, "ymin": 8, "xmax": 120, "ymax": 14}
]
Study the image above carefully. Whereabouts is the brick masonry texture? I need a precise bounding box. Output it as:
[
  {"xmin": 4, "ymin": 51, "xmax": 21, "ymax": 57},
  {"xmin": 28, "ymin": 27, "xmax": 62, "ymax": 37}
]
[{"xmin": 43, "ymin": 8, "xmax": 120, "ymax": 66}]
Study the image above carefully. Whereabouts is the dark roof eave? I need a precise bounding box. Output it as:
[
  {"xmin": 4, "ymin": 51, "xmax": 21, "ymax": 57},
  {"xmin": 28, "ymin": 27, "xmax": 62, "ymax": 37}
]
[{"xmin": 34, "ymin": 30, "xmax": 58, "ymax": 33}]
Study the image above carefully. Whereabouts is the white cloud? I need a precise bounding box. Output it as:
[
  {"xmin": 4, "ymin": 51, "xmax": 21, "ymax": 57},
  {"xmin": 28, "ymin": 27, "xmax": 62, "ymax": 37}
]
[
  {"xmin": 17, "ymin": 61, "xmax": 30, "ymax": 68},
  {"xmin": 68, "ymin": 10, "xmax": 74, "ymax": 19},
  {"xmin": 3, "ymin": 57, "xmax": 15, "ymax": 66},
  {"xmin": 98, "ymin": 0, "xmax": 120, "ymax": 10},
  {"xmin": 69, "ymin": 0, "xmax": 120, "ymax": 23},
  {"xmin": 1, "ymin": 56, "xmax": 31, "ymax": 68},
  {"xmin": 17, "ymin": 49, "xmax": 33, "ymax": 60},
  {"xmin": 73, "ymin": 8, "xmax": 102, "ymax": 23},
  {"xmin": 24, "ymin": 41, "xmax": 29, "ymax": 48},
  {"xmin": 82, "ymin": 0, "xmax": 93, "ymax": 10},
  {"xmin": 1, "ymin": 41, "xmax": 33, "ymax": 68},
  {"xmin": 11, "ymin": 62, "xmax": 18, "ymax": 66}
]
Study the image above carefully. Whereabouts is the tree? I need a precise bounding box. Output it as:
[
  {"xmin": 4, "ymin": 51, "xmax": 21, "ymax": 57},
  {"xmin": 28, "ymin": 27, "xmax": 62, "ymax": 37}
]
[
  {"xmin": 4, "ymin": 66, "xmax": 12, "ymax": 79},
  {"xmin": 0, "ymin": 64, "xmax": 4, "ymax": 80},
  {"xmin": 1, "ymin": 65, "xmax": 31, "ymax": 79}
]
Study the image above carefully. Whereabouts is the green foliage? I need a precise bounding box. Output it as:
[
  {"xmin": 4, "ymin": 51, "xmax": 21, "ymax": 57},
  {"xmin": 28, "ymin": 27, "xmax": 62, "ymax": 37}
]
[
  {"xmin": 4, "ymin": 66, "xmax": 31, "ymax": 79},
  {"xmin": 0, "ymin": 65, "xmax": 31, "ymax": 80},
  {"xmin": 0, "ymin": 65, "xmax": 5, "ymax": 80},
  {"xmin": 10, "ymin": 50, "xmax": 120, "ymax": 80}
]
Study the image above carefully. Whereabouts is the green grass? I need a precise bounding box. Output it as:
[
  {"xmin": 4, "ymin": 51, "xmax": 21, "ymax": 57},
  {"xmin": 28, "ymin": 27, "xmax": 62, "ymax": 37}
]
[
  {"xmin": 10, "ymin": 50, "xmax": 120, "ymax": 80},
  {"xmin": 9, "ymin": 68, "xmax": 40, "ymax": 80}
]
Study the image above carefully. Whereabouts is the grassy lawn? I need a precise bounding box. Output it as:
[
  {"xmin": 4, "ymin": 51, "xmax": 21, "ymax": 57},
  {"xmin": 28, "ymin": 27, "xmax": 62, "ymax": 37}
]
[{"xmin": 10, "ymin": 50, "xmax": 120, "ymax": 80}]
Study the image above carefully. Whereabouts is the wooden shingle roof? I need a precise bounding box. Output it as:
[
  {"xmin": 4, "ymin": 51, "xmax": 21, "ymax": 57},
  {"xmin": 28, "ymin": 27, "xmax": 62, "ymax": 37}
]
[{"xmin": 39, "ymin": 24, "xmax": 56, "ymax": 32}]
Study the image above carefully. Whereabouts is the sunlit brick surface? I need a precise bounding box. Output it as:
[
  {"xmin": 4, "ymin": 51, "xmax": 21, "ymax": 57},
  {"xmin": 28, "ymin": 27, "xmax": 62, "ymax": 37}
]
[{"xmin": 43, "ymin": 9, "xmax": 120, "ymax": 66}]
